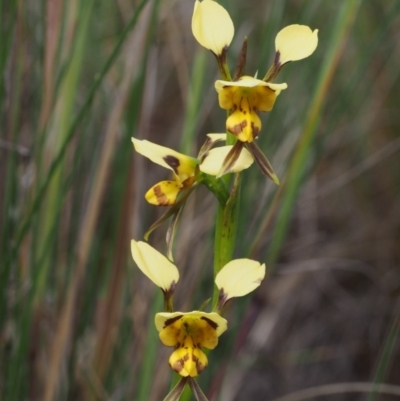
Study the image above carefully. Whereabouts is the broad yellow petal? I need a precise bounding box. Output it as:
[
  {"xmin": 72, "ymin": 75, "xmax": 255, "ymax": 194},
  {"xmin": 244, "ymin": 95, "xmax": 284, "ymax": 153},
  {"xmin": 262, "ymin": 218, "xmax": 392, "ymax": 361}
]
[
  {"xmin": 145, "ymin": 180, "xmax": 182, "ymax": 206},
  {"xmin": 132, "ymin": 138, "xmax": 198, "ymax": 183},
  {"xmin": 216, "ymin": 76, "xmax": 287, "ymax": 92},
  {"xmin": 215, "ymin": 259, "xmax": 265, "ymax": 299},
  {"xmin": 192, "ymin": 0, "xmax": 234, "ymax": 55},
  {"xmin": 155, "ymin": 311, "xmax": 227, "ymax": 337},
  {"xmin": 168, "ymin": 340, "xmax": 208, "ymax": 377},
  {"xmin": 226, "ymin": 107, "xmax": 262, "ymax": 142},
  {"xmin": 199, "ymin": 145, "xmax": 253, "ymax": 176},
  {"xmin": 131, "ymin": 240, "xmax": 179, "ymax": 291},
  {"xmin": 275, "ymin": 25, "xmax": 318, "ymax": 65},
  {"xmin": 216, "ymin": 77, "xmax": 287, "ymax": 112}
]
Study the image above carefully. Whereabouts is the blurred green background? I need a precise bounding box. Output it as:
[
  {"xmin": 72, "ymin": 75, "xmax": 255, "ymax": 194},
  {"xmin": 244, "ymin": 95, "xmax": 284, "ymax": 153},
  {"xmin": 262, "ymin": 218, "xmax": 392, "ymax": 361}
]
[{"xmin": 1, "ymin": 0, "xmax": 400, "ymax": 400}]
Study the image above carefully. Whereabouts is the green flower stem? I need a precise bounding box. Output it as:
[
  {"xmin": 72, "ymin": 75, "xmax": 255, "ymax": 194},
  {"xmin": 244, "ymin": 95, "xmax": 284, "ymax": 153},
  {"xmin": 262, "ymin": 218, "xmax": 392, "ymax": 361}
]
[
  {"xmin": 212, "ymin": 172, "xmax": 241, "ymax": 307},
  {"xmin": 199, "ymin": 174, "xmax": 230, "ymax": 206}
]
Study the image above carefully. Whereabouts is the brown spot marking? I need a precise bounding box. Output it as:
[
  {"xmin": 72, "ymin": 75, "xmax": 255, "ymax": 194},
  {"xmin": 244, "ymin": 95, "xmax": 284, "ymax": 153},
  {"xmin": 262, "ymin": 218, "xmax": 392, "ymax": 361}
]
[
  {"xmin": 171, "ymin": 352, "xmax": 190, "ymax": 374},
  {"xmin": 193, "ymin": 353, "xmax": 205, "ymax": 374},
  {"xmin": 153, "ymin": 185, "xmax": 170, "ymax": 206},
  {"xmin": 163, "ymin": 155, "xmax": 180, "ymax": 174},
  {"xmin": 251, "ymin": 122, "xmax": 260, "ymax": 139},
  {"xmin": 164, "ymin": 314, "xmax": 183, "ymax": 328},
  {"xmin": 200, "ymin": 316, "xmax": 218, "ymax": 330},
  {"xmin": 229, "ymin": 120, "xmax": 247, "ymax": 136}
]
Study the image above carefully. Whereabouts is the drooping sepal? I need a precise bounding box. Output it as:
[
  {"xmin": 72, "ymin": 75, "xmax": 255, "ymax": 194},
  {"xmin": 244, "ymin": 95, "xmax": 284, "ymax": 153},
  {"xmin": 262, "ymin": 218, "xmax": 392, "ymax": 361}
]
[
  {"xmin": 245, "ymin": 141, "xmax": 280, "ymax": 185},
  {"xmin": 188, "ymin": 378, "xmax": 210, "ymax": 401},
  {"xmin": 163, "ymin": 377, "xmax": 189, "ymax": 401}
]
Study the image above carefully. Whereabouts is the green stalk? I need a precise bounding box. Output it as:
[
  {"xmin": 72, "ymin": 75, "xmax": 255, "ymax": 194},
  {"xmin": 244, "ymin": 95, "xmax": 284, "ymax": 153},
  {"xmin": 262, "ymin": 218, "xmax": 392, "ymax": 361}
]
[
  {"xmin": 181, "ymin": 50, "xmax": 207, "ymax": 155},
  {"xmin": 367, "ymin": 319, "xmax": 400, "ymax": 401},
  {"xmin": 136, "ymin": 291, "xmax": 163, "ymax": 401},
  {"xmin": 6, "ymin": 0, "xmax": 149, "ymax": 273},
  {"xmin": 212, "ymin": 173, "xmax": 241, "ymax": 306}
]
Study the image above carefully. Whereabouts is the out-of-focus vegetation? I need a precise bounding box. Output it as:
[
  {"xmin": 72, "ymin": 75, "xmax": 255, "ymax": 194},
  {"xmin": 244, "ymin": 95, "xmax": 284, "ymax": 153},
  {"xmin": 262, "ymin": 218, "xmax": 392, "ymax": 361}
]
[{"xmin": 1, "ymin": 0, "xmax": 400, "ymax": 400}]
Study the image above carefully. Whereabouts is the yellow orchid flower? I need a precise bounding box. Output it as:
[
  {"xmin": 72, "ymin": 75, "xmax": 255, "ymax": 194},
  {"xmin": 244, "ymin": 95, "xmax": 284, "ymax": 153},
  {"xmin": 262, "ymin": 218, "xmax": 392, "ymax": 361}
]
[
  {"xmin": 132, "ymin": 136, "xmax": 254, "ymax": 206},
  {"xmin": 215, "ymin": 76, "xmax": 288, "ymax": 143},
  {"xmin": 130, "ymin": 241, "xmax": 266, "ymax": 378},
  {"xmin": 155, "ymin": 311, "xmax": 227, "ymax": 377},
  {"xmin": 192, "ymin": 1, "xmax": 318, "ymax": 184},
  {"xmin": 132, "ymin": 138, "xmax": 198, "ymax": 206}
]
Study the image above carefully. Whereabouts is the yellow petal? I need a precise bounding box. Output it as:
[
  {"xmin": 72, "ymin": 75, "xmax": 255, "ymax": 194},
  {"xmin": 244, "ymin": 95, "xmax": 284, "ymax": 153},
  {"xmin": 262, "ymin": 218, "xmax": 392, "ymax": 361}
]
[
  {"xmin": 155, "ymin": 311, "xmax": 227, "ymax": 337},
  {"xmin": 192, "ymin": 0, "xmax": 234, "ymax": 55},
  {"xmin": 215, "ymin": 259, "xmax": 265, "ymax": 299},
  {"xmin": 145, "ymin": 180, "xmax": 182, "ymax": 206},
  {"xmin": 159, "ymin": 315, "xmax": 183, "ymax": 347},
  {"xmin": 168, "ymin": 340, "xmax": 208, "ymax": 377},
  {"xmin": 130, "ymin": 240, "xmax": 179, "ymax": 291},
  {"xmin": 132, "ymin": 138, "xmax": 198, "ymax": 183},
  {"xmin": 275, "ymin": 25, "xmax": 318, "ymax": 65},
  {"xmin": 199, "ymin": 145, "xmax": 253, "ymax": 176},
  {"xmin": 226, "ymin": 107, "xmax": 262, "ymax": 142},
  {"xmin": 216, "ymin": 77, "xmax": 287, "ymax": 111}
]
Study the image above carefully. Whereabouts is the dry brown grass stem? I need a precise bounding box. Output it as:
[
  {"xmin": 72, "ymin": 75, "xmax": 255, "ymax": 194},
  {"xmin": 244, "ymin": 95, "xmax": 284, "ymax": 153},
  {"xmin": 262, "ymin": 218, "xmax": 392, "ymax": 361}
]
[
  {"xmin": 39, "ymin": 0, "xmax": 63, "ymax": 130},
  {"xmin": 42, "ymin": 5, "xmax": 153, "ymax": 400}
]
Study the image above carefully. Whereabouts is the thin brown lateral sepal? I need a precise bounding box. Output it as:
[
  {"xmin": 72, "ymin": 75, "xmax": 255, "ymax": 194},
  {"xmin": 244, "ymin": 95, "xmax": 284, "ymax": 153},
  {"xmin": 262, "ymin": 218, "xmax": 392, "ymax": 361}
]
[
  {"xmin": 245, "ymin": 141, "xmax": 280, "ymax": 185},
  {"xmin": 216, "ymin": 140, "xmax": 244, "ymax": 178},
  {"xmin": 163, "ymin": 377, "xmax": 188, "ymax": 401},
  {"xmin": 188, "ymin": 378, "xmax": 210, "ymax": 401}
]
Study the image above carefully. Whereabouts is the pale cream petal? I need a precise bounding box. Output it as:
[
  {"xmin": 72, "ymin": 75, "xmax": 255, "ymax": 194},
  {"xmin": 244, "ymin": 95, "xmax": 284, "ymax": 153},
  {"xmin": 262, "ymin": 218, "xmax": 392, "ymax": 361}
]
[
  {"xmin": 215, "ymin": 259, "xmax": 265, "ymax": 299},
  {"xmin": 215, "ymin": 76, "xmax": 287, "ymax": 92},
  {"xmin": 198, "ymin": 133, "xmax": 228, "ymax": 160},
  {"xmin": 206, "ymin": 133, "xmax": 227, "ymax": 143},
  {"xmin": 275, "ymin": 25, "xmax": 318, "ymax": 65},
  {"xmin": 192, "ymin": 0, "xmax": 234, "ymax": 55},
  {"xmin": 132, "ymin": 138, "xmax": 198, "ymax": 183},
  {"xmin": 200, "ymin": 145, "xmax": 254, "ymax": 176},
  {"xmin": 131, "ymin": 240, "xmax": 179, "ymax": 291}
]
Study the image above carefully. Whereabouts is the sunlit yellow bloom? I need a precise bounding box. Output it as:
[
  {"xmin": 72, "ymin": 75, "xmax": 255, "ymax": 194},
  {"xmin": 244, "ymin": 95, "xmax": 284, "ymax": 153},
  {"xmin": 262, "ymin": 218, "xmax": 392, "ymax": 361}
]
[
  {"xmin": 132, "ymin": 137, "xmax": 254, "ymax": 206},
  {"xmin": 132, "ymin": 138, "xmax": 198, "ymax": 206},
  {"xmin": 215, "ymin": 76, "xmax": 287, "ymax": 142},
  {"xmin": 131, "ymin": 240, "xmax": 179, "ymax": 292},
  {"xmin": 192, "ymin": 0, "xmax": 234, "ymax": 56},
  {"xmin": 275, "ymin": 24, "xmax": 319, "ymax": 66},
  {"xmin": 215, "ymin": 259, "xmax": 265, "ymax": 308},
  {"xmin": 155, "ymin": 311, "xmax": 227, "ymax": 377},
  {"xmin": 130, "ymin": 241, "xmax": 266, "ymax": 377}
]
